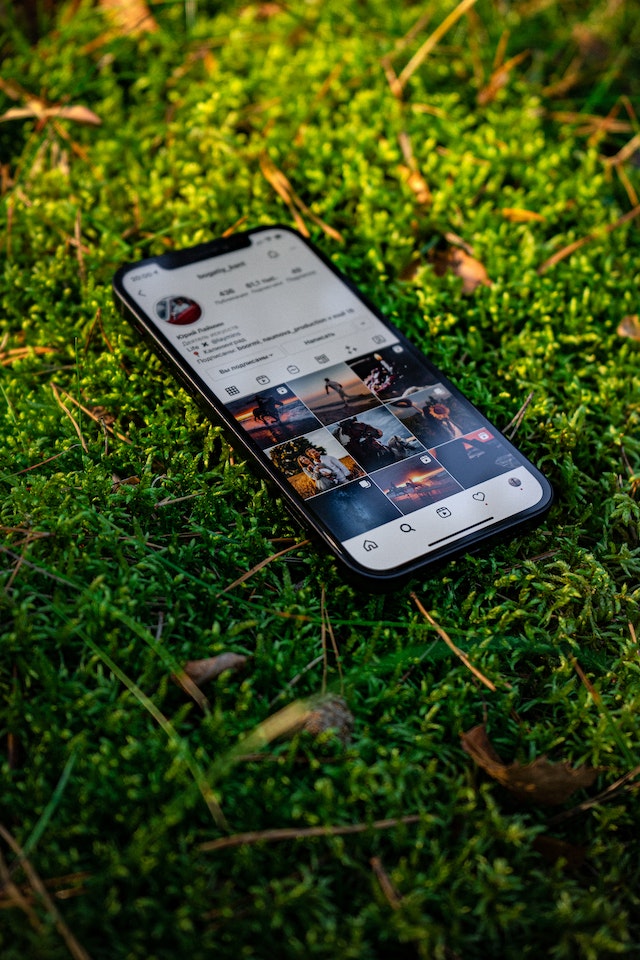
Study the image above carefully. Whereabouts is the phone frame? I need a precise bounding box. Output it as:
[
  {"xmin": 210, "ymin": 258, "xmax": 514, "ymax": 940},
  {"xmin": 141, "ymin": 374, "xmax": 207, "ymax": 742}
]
[{"xmin": 113, "ymin": 224, "xmax": 553, "ymax": 582}]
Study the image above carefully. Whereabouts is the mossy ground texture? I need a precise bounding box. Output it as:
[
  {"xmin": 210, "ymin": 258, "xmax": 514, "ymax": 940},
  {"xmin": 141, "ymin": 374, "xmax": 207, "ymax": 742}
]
[{"xmin": 1, "ymin": 1, "xmax": 640, "ymax": 957}]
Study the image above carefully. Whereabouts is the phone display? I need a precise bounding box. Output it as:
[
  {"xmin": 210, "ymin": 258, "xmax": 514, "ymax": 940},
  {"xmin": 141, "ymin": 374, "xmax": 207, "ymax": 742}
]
[{"xmin": 113, "ymin": 226, "xmax": 552, "ymax": 580}]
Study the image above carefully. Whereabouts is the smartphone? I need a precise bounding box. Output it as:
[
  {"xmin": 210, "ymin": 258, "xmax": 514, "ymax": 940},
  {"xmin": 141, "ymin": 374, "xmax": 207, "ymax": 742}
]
[{"xmin": 113, "ymin": 225, "xmax": 552, "ymax": 581}]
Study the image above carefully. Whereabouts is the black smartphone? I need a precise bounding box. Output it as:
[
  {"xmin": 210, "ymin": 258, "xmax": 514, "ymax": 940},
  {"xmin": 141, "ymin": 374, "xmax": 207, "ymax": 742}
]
[{"xmin": 113, "ymin": 225, "xmax": 552, "ymax": 581}]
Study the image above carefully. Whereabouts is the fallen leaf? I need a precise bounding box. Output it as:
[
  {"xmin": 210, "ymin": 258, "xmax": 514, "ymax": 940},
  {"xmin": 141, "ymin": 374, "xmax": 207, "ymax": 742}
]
[
  {"xmin": 617, "ymin": 315, "xmax": 640, "ymax": 341},
  {"xmin": 433, "ymin": 246, "xmax": 492, "ymax": 294},
  {"xmin": 302, "ymin": 694, "xmax": 353, "ymax": 744},
  {"xmin": 182, "ymin": 653, "xmax": 247, "ymax": 687},
  {"xmin": 502, "ymin": 207, "xmax": 546, "ymax": 223},
  {"xmin": 0, "ymin": 103, "xmax": 101, "ymax": 125},
  {"xmin": 99, "ymin": 0, "xmax": 158, "ymax": 35},
  {"xmin": 111, "ymin": 474, "xmax": 140, "ymax": 492},
  {"xmin": 90, "ymin": 406, "xmax": 116, "ymax": 426},
  {"xmin": 461, "ymin": 725, "xmax": 598, "ymax": 806},
  {"xmin": 398, "ymin": 164, "xmax": 432, "ymax": 205}
]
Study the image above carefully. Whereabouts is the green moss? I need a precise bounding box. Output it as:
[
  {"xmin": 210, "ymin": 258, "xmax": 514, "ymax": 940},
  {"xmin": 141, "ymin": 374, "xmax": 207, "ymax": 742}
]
[{"xmin": 1, "ymin": 0, "xmax": 640, "ymax": 957}]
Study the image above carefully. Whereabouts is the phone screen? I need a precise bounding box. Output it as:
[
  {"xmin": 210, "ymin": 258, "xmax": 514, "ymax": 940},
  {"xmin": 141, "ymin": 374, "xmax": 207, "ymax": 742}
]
[{"xmin": 116, "ymin": 226, "xmax": 551, "ymax": 576}]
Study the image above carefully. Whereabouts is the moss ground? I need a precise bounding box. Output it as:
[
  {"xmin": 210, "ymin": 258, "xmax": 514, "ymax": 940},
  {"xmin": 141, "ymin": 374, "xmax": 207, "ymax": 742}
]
[{"xmin": 1, "ymin": 1, "xmax": 639, "ymax": 957}]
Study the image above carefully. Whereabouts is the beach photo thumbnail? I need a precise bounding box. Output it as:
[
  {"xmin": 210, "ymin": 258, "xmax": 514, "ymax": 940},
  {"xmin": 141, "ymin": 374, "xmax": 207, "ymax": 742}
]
[
  {"xmin": 267, "ymin": 427, "xmax": 364, "ymax": 500},
  {"xmin": 372, "ymin": 453, "xmax": 463, "ymax": 515},
  {"xmin": 290, "ymin": 362, "xmax": 380, "ymax": 426},
  {"xmin": 225, "ymin": 384, "xmax": 320, "ymax": 450}
]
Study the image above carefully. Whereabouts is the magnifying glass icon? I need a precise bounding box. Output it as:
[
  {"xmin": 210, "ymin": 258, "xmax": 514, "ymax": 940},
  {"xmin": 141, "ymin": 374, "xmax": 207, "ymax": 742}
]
[{"xmin": 400, "ymin": 523, "xmax": 416, "ymax": 533}]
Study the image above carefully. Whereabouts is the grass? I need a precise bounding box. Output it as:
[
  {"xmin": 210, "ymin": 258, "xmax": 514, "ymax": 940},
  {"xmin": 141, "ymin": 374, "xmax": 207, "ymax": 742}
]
[{"xmin": 1, "ymin": 0, "xmax": 639, "ymax": 957}]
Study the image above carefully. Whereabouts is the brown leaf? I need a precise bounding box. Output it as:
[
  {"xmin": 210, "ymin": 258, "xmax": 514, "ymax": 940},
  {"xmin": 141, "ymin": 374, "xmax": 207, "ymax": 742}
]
[
  {"xmin": 111, "ymin": 474, "xmax": 140, "ymax": 492},
  {"xmin": 617, "ymin": 315, "xmax": 640, "ymax": 341},
  {"xmin": 398, "ymin": 164, "xmax": 432, "ymax": 206},
  {"xmin": 502, "ymin": 207, "xmax": 546, "ymax": 223},
  {"xmin": 0, "ymin": 103, "xmax": 101, "ymax": 125},
  {"xmin": 461, "ymin": 725, "xmax": 598, "ymax": 806},
  {"xmin": 183, "ymin": 653, "xmax": 247, "ymax": 687},
  {"xmin": 302, "ymin": 694, "xmax": 353, "ymax": 744},
  {"xmin": 434, "ymin": 246, "xmax": 492, "ymax": 294},
  {"xmin": 99, "ymin": 0, "xmax": 158, "ymax": 35}
]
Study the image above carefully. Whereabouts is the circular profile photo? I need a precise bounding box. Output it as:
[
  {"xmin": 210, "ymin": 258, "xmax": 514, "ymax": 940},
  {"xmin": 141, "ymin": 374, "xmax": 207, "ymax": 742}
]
[{"xmin": 155, "ymin": 295, "xmax": 202, "ymax": 326}]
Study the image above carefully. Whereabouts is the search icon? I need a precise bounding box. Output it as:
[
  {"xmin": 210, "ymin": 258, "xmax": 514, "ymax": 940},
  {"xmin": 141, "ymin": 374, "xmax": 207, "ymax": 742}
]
[{"xmin": 400, "ymin": 523, "xmax": 416, "ymax": 533}]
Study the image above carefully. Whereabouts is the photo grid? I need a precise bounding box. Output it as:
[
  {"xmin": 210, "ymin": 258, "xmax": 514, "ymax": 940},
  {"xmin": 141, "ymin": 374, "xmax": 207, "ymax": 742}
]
[{"xmin": 224, "ymin": 344, "xmax": 518, "ymax": 540}]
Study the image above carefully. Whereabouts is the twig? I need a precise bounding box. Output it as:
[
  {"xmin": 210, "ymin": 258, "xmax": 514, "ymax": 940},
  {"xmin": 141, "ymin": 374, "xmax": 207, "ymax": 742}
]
[
  {"xmin": 604, "ymin": 130, "xmax": 640, "ymax": 168},
  {"xmin": 199, "ymin": 814, "xmax": 423, "ymax": 853},
  {"xmin": 221, "ymin": 215, "xmax": 248, "ymax": 237},
  {"xmin": 0, "ymin": 547, "xmax": 75, "ymax": 587},
  {"xmin": 267, "ymin": 655, "xmax": 324, "ymax": 708},
  {"xmin": 0, "ymin": 825, "xmax": 92, "ymax": 960},
  {"xmin": 8, "ymin": 445, "xmax": 83, "ymax": 477},
  {"xmin": 395, "ymin": 0, "xmax": 478, "ymax": 95},
  {"xmin": 411, "ymin": 593, "xmax": 498, "ymax": 692},
  {"xmin": 537, "ymin": 203, "xmax": 640, "ymax": 273},
  {"xmin": 503, "ymin": 391, "xmax": 534, "ymax": 440},
  {"xmin": 219, "ymin": 539, "xmax": 311, "ymax": 594},
  {"xmin": 155, "ymin": 492, "xmax": 204, "ymax": 508}
]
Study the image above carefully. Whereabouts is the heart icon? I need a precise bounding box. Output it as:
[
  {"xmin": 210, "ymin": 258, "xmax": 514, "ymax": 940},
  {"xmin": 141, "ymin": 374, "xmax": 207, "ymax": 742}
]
[{"xmin": 472, "ymin": 492, "xmax": 486, "ymax": 501}]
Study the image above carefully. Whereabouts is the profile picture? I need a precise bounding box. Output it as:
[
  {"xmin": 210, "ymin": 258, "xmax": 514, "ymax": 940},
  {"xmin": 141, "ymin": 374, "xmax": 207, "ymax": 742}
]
[{"xmin": 155, "ymin": 296, "xmax": 202, "ymax": 325}]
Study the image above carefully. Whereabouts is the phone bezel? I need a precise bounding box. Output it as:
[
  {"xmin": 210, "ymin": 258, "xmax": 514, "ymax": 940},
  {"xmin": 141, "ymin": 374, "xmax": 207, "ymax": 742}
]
[{"xmin": 113, "ymin": 225, "xmax": 553, "ymax": 581}]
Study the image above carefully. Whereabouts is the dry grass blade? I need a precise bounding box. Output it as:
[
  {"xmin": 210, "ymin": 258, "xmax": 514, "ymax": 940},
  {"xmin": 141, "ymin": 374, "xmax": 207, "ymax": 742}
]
[
  {"xmin": 477, "ymin": 50, "xmax": 530, "ymax": 106},
  {"xmin": 503, "ymin": 391, "xmax": 534, "ymax": 440},
  {"xmin": 51, "ymin": 384, "xmax": 88, "ymax": 453},
  {"xmin": 616, "ymin": 165, "xmax": 639, "ymax": 208},
  {"xmin": 548, "ymin": 763, "xmax": 640, "ymax": 825},
  {"xmin": 199, "ymin": 814, "xmax": 422, "ymax": 852},
  {"xmin": 370, "ymin": 856, "xmax": 402, "ymax": 910},
  {"xmin": 501, "ymin": 208, "xmax": 545, "ymax": 223},
  {"xmin": 538, "ymin": 203, "xmax": 640, "ymax": 273},
  {"xmin": 411, "ymin": 593, "xmax": 498, "ymax": 691},
  {"xmin": 0, "ymin": 845, "xmax": 42, "ymax": 929},
  {"xmin": 604, "ymin": 130, "xmax": 640, "ymax": 168},
  {"xmin": 57, "ymin": 388, "xmax": 132, "ymax": 445},
  {"xmin": 219, "ymin": 539, "xmax": 310, "ymax": 594},
  {"xmin": 259, "ymin": 155, "xmax": 343, "ymax": 242},
  {"xmin": 396, "ymin": 0, "xmax": 479, "ymax": 95},
  {"xmin": 1, "ymin": 345, "xmax": 55, "ymax": 366},
  {"xmin": 0, "ymin": 104, "xmax": 101, "ymax": 125},
  {"xmin": 0, "ymin": 825, "xmax": 93, "ymax": 960}
]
